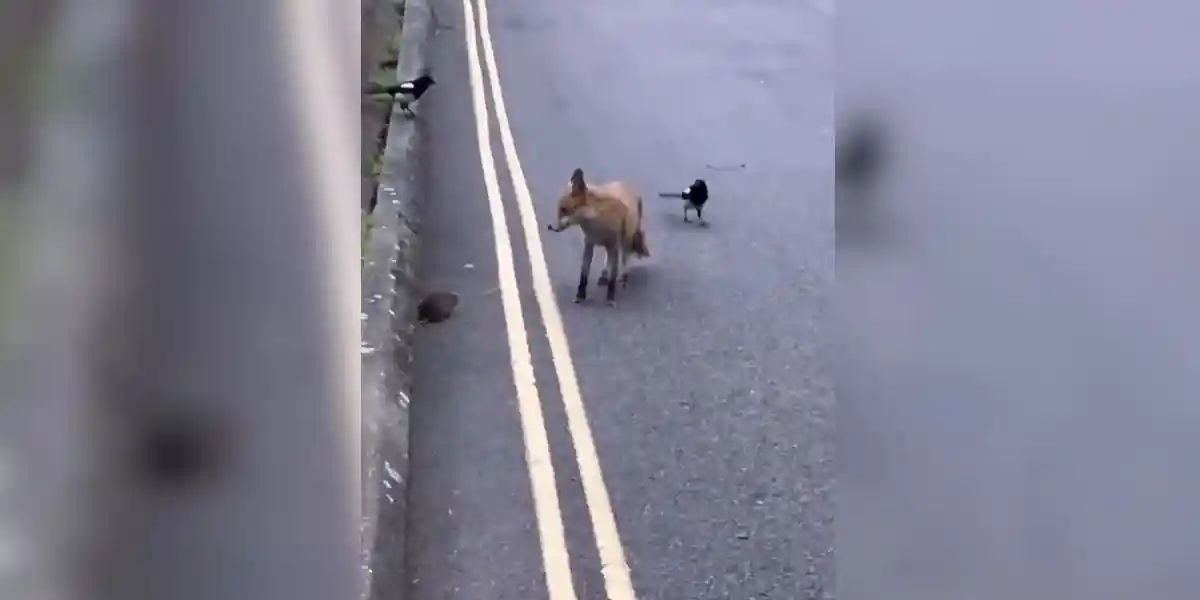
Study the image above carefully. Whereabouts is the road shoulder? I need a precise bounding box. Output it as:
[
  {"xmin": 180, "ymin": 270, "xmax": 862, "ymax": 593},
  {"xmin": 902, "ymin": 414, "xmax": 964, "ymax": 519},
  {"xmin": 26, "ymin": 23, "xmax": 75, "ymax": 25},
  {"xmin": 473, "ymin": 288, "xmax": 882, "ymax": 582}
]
[{"xmin": 360, "ymin": 0, "xmax": 435, "ymax": 597}]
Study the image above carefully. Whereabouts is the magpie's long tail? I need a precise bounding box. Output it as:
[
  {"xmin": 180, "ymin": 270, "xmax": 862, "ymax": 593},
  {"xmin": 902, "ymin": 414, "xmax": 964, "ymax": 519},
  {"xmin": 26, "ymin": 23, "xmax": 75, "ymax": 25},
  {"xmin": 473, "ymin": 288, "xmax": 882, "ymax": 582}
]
[
  {"xmin": 365, "ymin": 82, "xmax": 412, "ymax": 96},
  {"xmin": 657, "ymin": 192, "xmax": 686, "ymax": 199}
]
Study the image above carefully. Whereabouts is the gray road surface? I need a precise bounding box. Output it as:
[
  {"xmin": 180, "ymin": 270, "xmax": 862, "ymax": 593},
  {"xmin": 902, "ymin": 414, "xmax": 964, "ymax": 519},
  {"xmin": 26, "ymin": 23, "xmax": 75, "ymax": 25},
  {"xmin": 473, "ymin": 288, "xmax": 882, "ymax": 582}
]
[{"xmin": 406, "ymin": 0, "xmax": 833, "ymax": 598}]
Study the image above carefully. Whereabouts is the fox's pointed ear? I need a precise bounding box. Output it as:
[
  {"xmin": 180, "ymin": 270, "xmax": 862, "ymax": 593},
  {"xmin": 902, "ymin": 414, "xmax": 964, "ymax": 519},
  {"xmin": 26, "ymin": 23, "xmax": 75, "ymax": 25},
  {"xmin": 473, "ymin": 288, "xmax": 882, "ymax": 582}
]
[{"xmin": 570, "ymin": 168, "xmax": 586, "ymax": 196}]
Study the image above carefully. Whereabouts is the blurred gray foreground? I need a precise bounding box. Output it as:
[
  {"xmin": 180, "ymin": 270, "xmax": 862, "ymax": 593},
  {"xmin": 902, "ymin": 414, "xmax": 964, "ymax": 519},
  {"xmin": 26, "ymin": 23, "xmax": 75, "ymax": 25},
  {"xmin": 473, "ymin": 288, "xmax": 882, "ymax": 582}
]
[
  {"xmin": 0, "ymin": 0, "xmax": 360, "ymax": 599},
  {"xmin": 839, "ymin": 0, "xmax": 1200, "ymax": 598}
]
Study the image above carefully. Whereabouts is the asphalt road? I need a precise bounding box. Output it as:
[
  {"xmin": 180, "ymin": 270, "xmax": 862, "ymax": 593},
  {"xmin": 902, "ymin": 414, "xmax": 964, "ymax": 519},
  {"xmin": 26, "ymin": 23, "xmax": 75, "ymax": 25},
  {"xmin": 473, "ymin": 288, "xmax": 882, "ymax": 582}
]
[{"xmin": 406, "ymin": 0, "xmax": 833, "ymax": 598}]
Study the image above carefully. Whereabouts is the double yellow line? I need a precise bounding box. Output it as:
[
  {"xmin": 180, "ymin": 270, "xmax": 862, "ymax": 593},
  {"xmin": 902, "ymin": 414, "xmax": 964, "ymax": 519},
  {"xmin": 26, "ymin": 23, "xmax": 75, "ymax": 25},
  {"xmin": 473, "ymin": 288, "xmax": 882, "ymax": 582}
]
[{"xmin": 459, "ymin": 0, "xmax": 639, "ymax": 599}]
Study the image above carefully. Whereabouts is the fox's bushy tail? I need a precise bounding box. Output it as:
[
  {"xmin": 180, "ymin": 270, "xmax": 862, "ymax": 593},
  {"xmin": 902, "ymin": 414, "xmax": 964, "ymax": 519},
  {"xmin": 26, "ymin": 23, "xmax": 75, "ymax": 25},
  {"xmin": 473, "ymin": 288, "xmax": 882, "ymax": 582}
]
[
  {"xmin": 631, "ymin": 197, "xmax": 650, "ymax": 257},
  {"xmin": 631, "ymin": 229, "xmax": 650, "ymax": 257}
]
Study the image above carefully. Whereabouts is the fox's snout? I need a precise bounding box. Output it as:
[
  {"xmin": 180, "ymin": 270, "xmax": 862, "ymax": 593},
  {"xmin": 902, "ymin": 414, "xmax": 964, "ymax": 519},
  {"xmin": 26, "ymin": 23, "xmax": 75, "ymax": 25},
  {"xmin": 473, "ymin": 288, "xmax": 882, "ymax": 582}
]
[{"xmin": 548, "ymin": 207, "xmax": 580, "ymax": 232}]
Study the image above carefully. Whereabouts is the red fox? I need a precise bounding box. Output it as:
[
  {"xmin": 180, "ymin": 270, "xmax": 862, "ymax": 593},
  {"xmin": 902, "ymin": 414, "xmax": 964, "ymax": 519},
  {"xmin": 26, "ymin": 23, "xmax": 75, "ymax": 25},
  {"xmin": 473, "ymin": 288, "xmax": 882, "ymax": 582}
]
[{"xmin": 546, "ymin": 167, "xmax": 651, "ymax": 306}]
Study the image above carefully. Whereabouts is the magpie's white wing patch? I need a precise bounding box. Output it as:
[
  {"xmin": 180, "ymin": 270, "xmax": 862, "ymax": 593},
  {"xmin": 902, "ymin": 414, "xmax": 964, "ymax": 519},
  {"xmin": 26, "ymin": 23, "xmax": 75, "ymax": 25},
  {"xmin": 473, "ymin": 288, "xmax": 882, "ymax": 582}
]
[{"xmin": 398, "ymin": 82, "xmax": 415, "ymax": 91}]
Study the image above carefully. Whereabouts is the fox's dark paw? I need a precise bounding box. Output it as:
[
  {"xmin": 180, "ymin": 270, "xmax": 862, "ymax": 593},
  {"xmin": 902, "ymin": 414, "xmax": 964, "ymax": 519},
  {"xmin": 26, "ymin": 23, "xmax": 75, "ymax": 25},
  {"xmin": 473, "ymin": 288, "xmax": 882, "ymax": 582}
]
[
  {"xmin": 606, "ymin": 300, "xmax": 617, "ymax": 308},
  {"xmin": 574, "ymin": 295, "xmax": 585, "ymax": 304}
]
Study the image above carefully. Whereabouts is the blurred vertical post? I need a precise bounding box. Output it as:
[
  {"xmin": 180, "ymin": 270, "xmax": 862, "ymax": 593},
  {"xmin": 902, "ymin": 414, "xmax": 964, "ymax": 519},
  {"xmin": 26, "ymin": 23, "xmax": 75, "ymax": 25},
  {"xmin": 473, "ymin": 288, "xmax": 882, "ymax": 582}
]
[{"xmin": 1, "ymin": 0, "xmax": 360, "ymax": 598}]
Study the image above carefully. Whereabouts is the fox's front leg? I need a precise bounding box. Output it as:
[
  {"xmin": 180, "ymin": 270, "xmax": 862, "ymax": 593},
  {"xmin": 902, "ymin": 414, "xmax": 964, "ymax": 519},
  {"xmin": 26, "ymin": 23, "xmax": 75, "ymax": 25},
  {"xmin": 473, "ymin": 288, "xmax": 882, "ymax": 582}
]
[{"xmin": 575, "ymin": 242, "xmax": 595, "ymax": 303}]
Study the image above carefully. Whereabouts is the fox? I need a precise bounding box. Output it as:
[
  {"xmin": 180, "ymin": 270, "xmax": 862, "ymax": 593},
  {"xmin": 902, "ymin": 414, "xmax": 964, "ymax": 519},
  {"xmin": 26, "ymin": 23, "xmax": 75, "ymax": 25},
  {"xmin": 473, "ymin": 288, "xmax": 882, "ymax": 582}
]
[{"xmin": 546, "ymin": 167, "xmax": 651, "ymax": 306}]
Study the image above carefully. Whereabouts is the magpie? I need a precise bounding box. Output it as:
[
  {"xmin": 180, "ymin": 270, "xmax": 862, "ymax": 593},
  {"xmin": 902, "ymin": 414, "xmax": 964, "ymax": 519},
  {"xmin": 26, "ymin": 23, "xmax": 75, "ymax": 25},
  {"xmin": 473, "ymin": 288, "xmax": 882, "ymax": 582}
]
[
  {"xmin": 373, "ymin": 72, "xmax": 436, "ymax": 118},
  {"xmin": 658, "ymin": 178, "xmax": 710, "ymax": 225}
]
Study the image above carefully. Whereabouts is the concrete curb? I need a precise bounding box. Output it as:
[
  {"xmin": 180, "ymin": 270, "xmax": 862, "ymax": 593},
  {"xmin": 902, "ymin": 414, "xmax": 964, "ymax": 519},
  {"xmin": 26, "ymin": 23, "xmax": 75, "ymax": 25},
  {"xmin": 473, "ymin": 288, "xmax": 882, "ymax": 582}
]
[{"xmin": 360, "ymin": 0, "xmax": 433, "ymax": 598}]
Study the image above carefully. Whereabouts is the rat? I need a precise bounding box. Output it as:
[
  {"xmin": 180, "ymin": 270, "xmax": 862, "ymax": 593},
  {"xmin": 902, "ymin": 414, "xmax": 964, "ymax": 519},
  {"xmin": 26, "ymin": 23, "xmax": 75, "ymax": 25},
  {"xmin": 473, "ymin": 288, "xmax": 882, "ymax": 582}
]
[{"xmin": 417, "ymin": 290, "xmax": 459, "ymax": 324}]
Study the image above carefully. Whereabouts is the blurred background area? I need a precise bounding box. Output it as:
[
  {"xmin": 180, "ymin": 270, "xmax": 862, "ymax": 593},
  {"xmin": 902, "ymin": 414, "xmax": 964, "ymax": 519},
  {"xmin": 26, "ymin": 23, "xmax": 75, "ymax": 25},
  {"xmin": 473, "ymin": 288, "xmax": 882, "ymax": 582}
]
[
  {"xmin": 0, "ymin": 0, "xmax": 58, "ymax": 329},
  {"xmin": 838, "ymin": 0, "xmax": 1200, "ymax": 598},
  {"xmin": 0, "ymin": 0, "xmax": 360, "ymax": 599}
]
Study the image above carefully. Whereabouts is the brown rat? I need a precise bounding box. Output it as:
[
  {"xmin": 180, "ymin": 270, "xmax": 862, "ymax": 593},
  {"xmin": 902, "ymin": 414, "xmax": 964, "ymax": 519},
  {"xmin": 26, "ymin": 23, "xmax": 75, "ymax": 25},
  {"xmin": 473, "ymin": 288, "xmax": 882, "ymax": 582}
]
[{"xmin": 417, "ymin": 290, "xmax": 459, "ymax": 324}]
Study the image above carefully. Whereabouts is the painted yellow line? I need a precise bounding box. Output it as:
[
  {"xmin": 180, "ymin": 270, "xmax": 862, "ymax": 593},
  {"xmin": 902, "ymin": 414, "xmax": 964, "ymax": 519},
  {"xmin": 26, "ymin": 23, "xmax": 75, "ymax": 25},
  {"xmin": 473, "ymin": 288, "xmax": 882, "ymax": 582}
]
[
  {"xmin": 460, "ymin": 0, "xmax": 579, "ymax": 598},
  {"xmin": 473, "ymin": 0, "xmax": 639, "ymax": 598}
]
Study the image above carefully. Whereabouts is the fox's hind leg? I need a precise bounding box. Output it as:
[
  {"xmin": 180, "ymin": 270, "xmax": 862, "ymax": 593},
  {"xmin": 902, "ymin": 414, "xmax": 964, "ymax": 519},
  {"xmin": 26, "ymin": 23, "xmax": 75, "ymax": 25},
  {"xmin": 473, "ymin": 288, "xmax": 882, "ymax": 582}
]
[
  {"xmin": 599, "ymin": 246, "xmax": 626, "ymax": 287},
  {"xmin": 603, "ymin": 245, "xmax": 619, "ymax": 306},
  {"xmin": 619, "ymin": 247, "xmax": 630, "ymax": 287},
  {"xmin": 598, "ymin": 246, "xmax": 612, "ymax": 287},
  {"xmin": 575, "ymin": 242, "xmax": 595, "ymax": 303}
]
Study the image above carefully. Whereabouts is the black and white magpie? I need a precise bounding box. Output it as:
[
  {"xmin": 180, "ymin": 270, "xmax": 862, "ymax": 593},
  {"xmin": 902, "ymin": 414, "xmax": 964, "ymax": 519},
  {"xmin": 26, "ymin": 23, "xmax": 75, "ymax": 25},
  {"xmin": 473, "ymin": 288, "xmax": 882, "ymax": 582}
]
[
  {"xmin": 658, "ymin": 178, "xmax": 710, "ymax": 225},
  {"xmin": 375, "ymin": 72, "xmax": 437, "ymax": 118}
]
